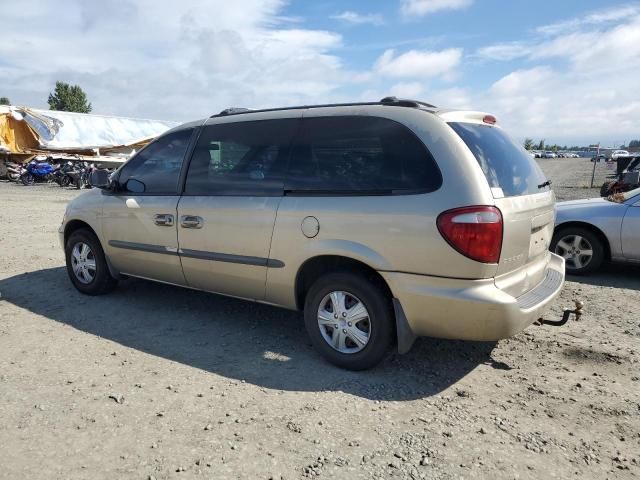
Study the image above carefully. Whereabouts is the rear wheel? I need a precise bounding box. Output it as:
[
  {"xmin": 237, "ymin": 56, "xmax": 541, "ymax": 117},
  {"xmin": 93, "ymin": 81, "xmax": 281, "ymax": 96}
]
[
  {"xmin": 551, "ymin": 226, "xmax": 605, "ymax": 275},
  {"xmin": 65, "ymin": 229, "xmax": 117, "ymax": 295},
  {"xmin": 304, "ymin": 273, "xmax": 394, "ymax": 370}
]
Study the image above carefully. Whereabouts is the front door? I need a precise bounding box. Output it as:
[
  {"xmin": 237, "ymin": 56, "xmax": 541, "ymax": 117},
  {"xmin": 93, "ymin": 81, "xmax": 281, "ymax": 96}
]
[
  {"xmin": 177, "ymin": 117, "xmax": 299, "ymax": 300},
  {"xmin": 621, "ymin": 198, "xmax": 640, "ymax": 260},
  {"xmin": 101, "ymin": 128, "xmax": 194, "ymax": 285}
]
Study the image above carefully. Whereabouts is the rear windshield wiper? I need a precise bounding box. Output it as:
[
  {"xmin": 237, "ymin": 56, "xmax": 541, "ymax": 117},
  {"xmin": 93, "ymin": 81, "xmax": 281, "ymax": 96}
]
[{"xmin": 538, "ymin": 180, "xmax": 552, "ymax": 189}]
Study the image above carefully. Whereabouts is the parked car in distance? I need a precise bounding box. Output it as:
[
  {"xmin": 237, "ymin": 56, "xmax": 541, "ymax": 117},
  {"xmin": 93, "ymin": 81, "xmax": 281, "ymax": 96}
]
[
  {"xmin": 612, "ymin": 150, "xmax": 630, "ymax": 159},
  {"xmin": 60, "ymin": 97, "xmax": 565, "ymax": 370},
  {"xmin": 543, "ymin": 151, "xmax": 557, "ymax": 158},
  {"xmin": 551, "ymin": 187, "xmax": 640, "ymax": 274}
]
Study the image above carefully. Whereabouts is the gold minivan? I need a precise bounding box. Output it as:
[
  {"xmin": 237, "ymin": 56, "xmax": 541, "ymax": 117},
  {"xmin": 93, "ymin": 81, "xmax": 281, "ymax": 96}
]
[{"xmin": 60, "ymin": 97, "xmax": 565, "ymax": 370}]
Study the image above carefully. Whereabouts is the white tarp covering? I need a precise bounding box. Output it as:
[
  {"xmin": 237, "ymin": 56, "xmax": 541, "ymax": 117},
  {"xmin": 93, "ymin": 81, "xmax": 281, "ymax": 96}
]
[{"xmin": 1, "ymin": 106, "xmax": 178, "ymax": 150}]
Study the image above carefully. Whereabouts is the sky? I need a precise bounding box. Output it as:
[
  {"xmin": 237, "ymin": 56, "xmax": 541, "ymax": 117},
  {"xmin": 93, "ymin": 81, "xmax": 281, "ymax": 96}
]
[{"xmin": 2, "ymin": 0, "xmax": 639, "ymax": 146}]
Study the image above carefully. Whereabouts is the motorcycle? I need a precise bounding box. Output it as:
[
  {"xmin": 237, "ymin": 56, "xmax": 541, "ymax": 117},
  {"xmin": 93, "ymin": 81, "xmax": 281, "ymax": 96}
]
[
  {"xmin": 6, "ymin": 161, "xmax": 26, "ymax": 182},
  {"xmin": 51, "ymin": 161, "xmax": 76, "ymax": 187},
  {"xmin": 20, "ymin": 161, "xmax": 56, "ymax": 186},
  {"xmin": 65, "ymin": 161, "xmax": 91, "ymax": 189}
]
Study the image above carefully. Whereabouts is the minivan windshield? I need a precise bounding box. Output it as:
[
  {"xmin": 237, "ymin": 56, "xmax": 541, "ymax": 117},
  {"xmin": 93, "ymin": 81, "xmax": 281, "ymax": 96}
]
[{"xmin": 449, "ymin": 122, "xmax": 550, "ymax": 197}]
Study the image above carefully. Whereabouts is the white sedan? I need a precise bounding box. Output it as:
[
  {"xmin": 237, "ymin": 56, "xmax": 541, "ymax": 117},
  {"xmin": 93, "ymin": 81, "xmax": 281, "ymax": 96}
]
[{"xmin": 551, "ymin": 188, "xmax": 640, "ymax": 274}]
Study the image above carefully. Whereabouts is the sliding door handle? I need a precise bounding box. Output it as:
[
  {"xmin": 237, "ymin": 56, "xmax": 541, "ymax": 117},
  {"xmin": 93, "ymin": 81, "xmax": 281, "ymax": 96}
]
[
  {"xmin": 154, "ymin": 214, "xmax": 174, "ymax": 226},
  {"xmin": 180, "ymin": 215, "xmax": 203, "ymax": 229}
]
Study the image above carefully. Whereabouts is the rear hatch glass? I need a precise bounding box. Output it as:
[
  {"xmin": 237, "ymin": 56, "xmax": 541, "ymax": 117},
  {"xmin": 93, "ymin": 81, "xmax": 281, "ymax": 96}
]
[
  {"xmin": 449, "ymin": 122, "xmax": 550, "ymax": 198},
  {"xmin": 449, "ymin": 121, "xmax": 555, "ymax": 295}
]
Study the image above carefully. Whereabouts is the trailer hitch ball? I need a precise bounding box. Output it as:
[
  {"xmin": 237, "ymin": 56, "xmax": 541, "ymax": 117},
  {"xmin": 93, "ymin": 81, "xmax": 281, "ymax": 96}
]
[{"xmin": 537, "ymin": 300, "xmax": 584, "ymax": 327}]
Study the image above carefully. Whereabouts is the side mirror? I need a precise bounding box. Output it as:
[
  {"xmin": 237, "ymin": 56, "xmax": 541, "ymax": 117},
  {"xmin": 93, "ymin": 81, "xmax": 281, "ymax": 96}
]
[
  {"xmin": 124, "ymin": 178, "xmax": 146, "ymax": 193},
  {"xmin": 89, "ymin": 169, "xmax": 111, "ymax": 189}
]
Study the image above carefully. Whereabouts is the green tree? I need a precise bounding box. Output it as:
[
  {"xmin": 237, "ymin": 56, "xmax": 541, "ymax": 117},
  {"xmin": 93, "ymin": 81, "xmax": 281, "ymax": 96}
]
[
  {"xmin": 523, "ymin": 138, "xmax": 534, "ymax": 150},
  {"xmin": 0, "ymin": 96, "xmax": 10, "ymax": 105},
  {"xmin": 629, "ymin": 139, "xmax": 640, "ymax": 148},
  {"xmin": 536, "ymin": 139, "xmax": 545, "ymax": 150},
  {"xmin": 47, "ymin": 81, "xmax": 92, "ymax": 113}
]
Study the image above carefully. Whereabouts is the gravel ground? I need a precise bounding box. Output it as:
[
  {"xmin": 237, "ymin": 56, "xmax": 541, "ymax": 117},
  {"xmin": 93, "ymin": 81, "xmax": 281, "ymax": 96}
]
[{"xmin": 0, "ymin": 158, "xmax": 638, "ymax": 480}]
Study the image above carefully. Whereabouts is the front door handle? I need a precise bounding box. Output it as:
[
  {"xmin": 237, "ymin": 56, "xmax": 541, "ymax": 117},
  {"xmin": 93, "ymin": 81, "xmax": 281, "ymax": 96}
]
[
  {"xmin": 180, "ymin": 215, "xmax": 203, "ymax": 229},
  {"xmin": 154, "ymin": 213, "xmax": 174, "ymax": 226}
]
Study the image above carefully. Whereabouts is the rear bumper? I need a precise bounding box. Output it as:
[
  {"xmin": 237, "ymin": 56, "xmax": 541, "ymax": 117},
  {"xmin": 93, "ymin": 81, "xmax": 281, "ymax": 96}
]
[{"xmin": 381, "ymin": 253, "xmax": 565, "ymax": 341}]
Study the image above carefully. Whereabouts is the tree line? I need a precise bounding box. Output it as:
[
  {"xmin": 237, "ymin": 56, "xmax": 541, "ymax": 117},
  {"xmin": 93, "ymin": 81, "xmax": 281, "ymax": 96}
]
[
  {"xmin": 1, "ymin": 81, "xmax": 92, "ymax": 113},
  {"xmin": 523, "ymin": 138, "xmax": 640, "ymax": 151}
]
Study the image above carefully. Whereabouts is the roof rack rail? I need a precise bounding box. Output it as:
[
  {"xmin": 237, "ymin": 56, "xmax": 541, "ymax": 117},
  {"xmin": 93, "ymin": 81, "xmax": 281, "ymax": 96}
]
[
  {"xmin": 379, "ymin": 96, "xmax": 437, "ymax": 108},
  {"xmin": 219, "ymin": 107, "xmax": 253, "ymax": 116},
  {"xmin": 209, "ymin": 97, "xmax": 437, "ymax": 118}
]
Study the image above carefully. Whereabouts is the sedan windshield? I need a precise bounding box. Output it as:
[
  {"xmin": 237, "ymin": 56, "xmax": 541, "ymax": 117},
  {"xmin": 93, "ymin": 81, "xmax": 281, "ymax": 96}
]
[{"xmin": 623, "ymin": 187, "xmax": 640, "ymax": 201}]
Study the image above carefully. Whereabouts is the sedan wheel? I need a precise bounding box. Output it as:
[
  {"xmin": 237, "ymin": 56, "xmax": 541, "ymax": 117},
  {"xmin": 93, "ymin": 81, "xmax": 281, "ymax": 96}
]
[
  {"xmin": 554, "ymin": 234, "xmax": 594, "ymax": 270},
  {"xmin": 551, "ymin": 226, "xmax": 605, "ymax": 275}
]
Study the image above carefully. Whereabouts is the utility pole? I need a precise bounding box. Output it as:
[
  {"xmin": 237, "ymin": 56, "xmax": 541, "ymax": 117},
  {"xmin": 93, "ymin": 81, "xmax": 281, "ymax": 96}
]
[{"xmin": 590, "ymin": 142, "xmax": 600, "ymax": 188}]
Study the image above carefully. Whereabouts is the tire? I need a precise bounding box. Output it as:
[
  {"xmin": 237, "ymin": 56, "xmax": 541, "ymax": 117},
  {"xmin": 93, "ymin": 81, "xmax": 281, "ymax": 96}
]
[
  {"xmin": 551, "ymin": 226, "xmax": 605, "ymax": 275},
  {"xmin": 304, "ymin": 272, "xmax": 394, "ymax": 370},
  {"xmin": 600, "ymin": 181, "xmax": 615, "ymax": 197},
  {"xmin": 61, "ymin": 175, "xmax": 71, "ymax": 187},
  {"xmin": 21, "ymin": 173, "xmax": 35, "ymax": 186},
  {"xmin": 65, "ymin": 229, "xmax": 118, "ymax": 295}
]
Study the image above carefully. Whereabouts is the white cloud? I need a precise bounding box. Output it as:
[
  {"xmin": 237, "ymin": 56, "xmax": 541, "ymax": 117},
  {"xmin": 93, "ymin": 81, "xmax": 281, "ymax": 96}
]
[
  {"xmin": 468, "ymin": 5, "xmax": 640, "ymax": 144},
  {"xmin": 331, "ymin": 11, "xmax": 384, "ymax": 25},
  {"xmin": 375, "ymin": 48, "xmax": 462, "ymax": 78},
  {"xmin": 537, "ymin": 4, "xmax": 640, "ymax": 35},
  {"xmin": 475, "ymin": 42, "xmax": 532, "ymax": 61},
  {"xmin": 533, "ymin": 16, "xmax": 640, "ymax": 70},
  {"xmin": 0, "ymin": 0, "xmax": 355, "ymax": 120},
  {"xmin": 401, "ymin": 0, "xmax": 473, "ymax": 17}
]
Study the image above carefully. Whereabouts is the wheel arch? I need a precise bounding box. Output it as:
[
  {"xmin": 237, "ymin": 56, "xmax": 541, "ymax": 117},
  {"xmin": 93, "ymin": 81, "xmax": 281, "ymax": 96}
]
[
  {"xmin": 294, "ymin": 255, "xmax": 393, "ymax": 311},
  {"xmin": 64, "ymin": 219, "xmax": 98, "ymax": 246}
]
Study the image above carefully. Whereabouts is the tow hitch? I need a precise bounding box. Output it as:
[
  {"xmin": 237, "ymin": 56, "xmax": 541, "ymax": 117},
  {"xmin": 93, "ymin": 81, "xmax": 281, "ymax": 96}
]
[{"xmin": 536, "ymin": 300, "xmax": 584, "ymax": 327}]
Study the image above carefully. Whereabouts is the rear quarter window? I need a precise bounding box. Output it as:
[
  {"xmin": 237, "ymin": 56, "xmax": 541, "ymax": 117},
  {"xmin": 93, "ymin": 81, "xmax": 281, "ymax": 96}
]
[
  {"xmin": 286, "ymin": 116, "xmax": 442, "ymax": 194},
  {"xmin": 449, "ymin": 122, "xmax": 549, "ymax": 197}
]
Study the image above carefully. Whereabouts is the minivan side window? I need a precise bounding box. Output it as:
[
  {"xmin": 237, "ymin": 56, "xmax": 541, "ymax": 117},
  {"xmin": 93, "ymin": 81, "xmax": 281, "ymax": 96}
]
[
  {"xmin": 117, "ymin": 129, "xmax": 193, "ymax": 194},
  {"xmin": 286, "ymin": 116, "xmax": 441, "ymax": 194},
  {"xmin": 184, "ymin": 119, "xmax": 298, "ymax": 196}
]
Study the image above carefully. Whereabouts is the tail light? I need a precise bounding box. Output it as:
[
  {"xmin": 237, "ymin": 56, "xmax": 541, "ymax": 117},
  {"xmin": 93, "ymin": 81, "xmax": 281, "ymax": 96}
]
[{"xmin": 437, "ymin": 206, "xmax": 503, "ymax": 263}]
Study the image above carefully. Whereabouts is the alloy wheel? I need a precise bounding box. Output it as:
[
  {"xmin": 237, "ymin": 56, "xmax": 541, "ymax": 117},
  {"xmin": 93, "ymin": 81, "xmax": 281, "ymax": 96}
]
[{"xmin": 555, "ymin": 234, "xmax": 594, "ymax": 270}]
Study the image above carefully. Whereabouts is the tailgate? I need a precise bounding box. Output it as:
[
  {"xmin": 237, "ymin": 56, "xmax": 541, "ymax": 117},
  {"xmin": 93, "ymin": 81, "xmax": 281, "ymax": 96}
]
[
  {"xmin": 494, "ymin": 191, "xmax": 556, "ymax": 297},
  {"xmin": 447, "ymin": 120, "xmax": 555, "ymax": 297}
]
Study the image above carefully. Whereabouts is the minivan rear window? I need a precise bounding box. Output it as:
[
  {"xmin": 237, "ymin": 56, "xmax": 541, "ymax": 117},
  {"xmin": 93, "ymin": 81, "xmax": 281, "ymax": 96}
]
[{"xmin": 449, "ymin": 122, "xmax": 550, "ymax": 197}]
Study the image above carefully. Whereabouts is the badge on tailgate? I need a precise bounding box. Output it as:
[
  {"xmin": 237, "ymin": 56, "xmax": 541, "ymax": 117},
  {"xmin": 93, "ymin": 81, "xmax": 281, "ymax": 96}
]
[{"xmin": 529, "ymin": 211, "xmax": 554, "ymax": 259}]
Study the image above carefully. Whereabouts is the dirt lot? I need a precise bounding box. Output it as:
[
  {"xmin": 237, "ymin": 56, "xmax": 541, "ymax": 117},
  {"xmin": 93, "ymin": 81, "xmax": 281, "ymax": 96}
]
[{"xmin": 0, "ymin": 158, "xmax": 638, "ymax": 479}]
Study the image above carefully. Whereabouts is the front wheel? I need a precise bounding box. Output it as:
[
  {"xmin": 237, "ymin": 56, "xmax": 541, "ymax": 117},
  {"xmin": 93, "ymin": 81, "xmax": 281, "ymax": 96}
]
[
  {"xmin": 551, "ymin": 226, "xmax": 605, "ymax": 275},
  {"xmin": 65, "ymin": 229, "xmax": 118, "ymax": 295},
  {"xmin": 304, "ymin": 273, "xmax": 394, "ymax": 370}
]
